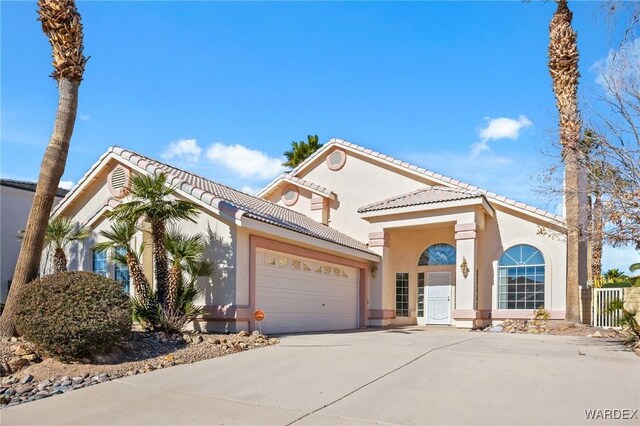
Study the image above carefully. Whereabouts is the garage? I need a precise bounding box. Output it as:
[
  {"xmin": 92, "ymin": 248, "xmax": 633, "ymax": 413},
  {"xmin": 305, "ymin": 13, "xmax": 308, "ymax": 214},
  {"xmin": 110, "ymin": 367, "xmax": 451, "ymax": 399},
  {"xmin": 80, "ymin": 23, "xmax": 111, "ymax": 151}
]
[{"xmin": 255, "ymin": 248, "xmax": 359, "ymax": 334}]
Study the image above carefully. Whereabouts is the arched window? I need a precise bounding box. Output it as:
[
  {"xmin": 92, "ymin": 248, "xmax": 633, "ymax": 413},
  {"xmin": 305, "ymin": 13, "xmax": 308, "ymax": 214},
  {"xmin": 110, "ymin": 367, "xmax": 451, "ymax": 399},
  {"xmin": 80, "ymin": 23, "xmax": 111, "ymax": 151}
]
[
  {"xmin": 498, "ymin": 244, "xmax": 545, "ymax": 310},
  {"xmin": 418, "ymin": 243, "xmax": 456, "ymax": 266}
]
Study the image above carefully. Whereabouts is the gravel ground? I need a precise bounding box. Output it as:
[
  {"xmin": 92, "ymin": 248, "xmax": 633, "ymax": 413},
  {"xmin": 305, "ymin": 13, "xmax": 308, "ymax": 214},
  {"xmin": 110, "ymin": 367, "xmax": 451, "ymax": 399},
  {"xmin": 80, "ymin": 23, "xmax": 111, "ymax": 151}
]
[{"xmin": 0, "ymin": 331, "xmax": 278, "ymax": 408}]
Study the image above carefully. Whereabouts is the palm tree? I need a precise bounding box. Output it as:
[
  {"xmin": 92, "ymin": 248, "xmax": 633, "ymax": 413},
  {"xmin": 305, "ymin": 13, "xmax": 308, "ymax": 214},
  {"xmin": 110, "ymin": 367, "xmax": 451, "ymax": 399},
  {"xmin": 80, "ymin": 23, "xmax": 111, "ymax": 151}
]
[
  {"xmin": 548, "ymin": 0, "xmax": 587, "ymax": 323},
  {"xmin": 604, "ymin": 268, "xmax": 628, "ymax": 283},
  {"xmin": 283, "ymin": 135, "xmax": 322, "ymax": 168},
  {"xmin": 44, "ymin": 217, "xmax": 90, "ymax": 273},
  {"xmin": 95, "ymin": 220, "xmax": 150, "ymax": 305},
  {"xmin": 164, "ymin": 229, "xmax": 210, "ymax": 311},
  {"xmin": 631, "ymin": 263, "xmax": 640, "ymax": 273},
  {"xmin": 109, "ymin": 173, "xmax": 199, "ymax": 307},
  {"xmin": 0, "ymin": 0, "xmax": 88, "ymax": 337}
]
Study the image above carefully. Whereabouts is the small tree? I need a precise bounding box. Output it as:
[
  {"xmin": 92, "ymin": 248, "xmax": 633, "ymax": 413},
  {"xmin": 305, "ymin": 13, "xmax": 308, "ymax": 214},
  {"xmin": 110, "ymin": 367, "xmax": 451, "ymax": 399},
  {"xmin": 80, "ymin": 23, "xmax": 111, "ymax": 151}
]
[
  {"xmin": 19, "ymin": 216, "xmax": 90, "ymax": 274},
  {"xmin": 109, "ymin": 173, "xmax": 199, "ymax": 308},
  {"xmin": 283, "ymin": 135, "xmax": 322, "ymax": 168},
  {"xmin": 95, "ymin": 220, "xmax": 150, "ymax": 305}
]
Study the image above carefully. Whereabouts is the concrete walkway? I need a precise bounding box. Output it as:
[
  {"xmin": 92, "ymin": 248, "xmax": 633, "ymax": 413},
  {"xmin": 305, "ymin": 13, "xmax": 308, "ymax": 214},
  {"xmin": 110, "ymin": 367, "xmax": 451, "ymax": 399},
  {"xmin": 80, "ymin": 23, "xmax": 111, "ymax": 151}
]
[{"xmin": 1, "ymin": 327, "xmax": 639, "ymax": 425}]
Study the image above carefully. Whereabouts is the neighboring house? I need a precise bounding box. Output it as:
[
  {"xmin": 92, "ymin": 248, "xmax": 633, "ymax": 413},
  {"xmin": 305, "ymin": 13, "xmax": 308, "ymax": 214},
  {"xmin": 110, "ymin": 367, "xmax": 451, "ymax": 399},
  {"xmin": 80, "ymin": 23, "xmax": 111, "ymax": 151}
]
[
  {"xmin": 0, "ymin": 179, "xmax": 69, "ymax": 303},
  {"xmin": 53, "ymin": 139, "xmax": 568, "ymax": 333}
]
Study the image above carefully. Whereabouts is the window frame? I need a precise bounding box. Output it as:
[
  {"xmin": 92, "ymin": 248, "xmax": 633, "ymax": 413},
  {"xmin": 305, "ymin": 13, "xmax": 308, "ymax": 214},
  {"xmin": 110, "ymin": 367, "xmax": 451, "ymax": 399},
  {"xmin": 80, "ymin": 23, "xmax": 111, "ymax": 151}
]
[
  {"xmin": 418, "ymin": 243, "xmax": 456, "ymax": 266},
  {"xmin": 395, "ymin": 272, "xmax": 409, "ymax": 317},
  {"xmin": 497, "ymin": 244, "xmax": 545, "ymax": 310}
]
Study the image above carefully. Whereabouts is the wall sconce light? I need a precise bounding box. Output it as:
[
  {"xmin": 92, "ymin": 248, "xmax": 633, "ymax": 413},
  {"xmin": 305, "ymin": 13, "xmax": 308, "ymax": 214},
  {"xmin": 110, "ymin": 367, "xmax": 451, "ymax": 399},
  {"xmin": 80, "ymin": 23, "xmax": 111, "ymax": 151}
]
[
  {"xmin": 460, "ymin": 257, "xmax": 470, "ymax": 279},
  {"xmin": 370, "ymin": 264, "xmax": 378, "ymax": 278}
]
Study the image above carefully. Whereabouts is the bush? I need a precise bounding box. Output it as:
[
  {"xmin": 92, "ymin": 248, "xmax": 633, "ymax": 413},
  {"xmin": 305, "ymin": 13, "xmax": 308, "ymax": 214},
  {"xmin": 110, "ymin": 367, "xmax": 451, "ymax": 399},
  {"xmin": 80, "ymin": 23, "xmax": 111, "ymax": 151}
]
[
  {"xmin": 601, "ymin": 281, "xmax": 633, "ymax": 288},
  {"xmin": 132, "ymin": 283, "xmax": 203, "ymax": 334},
  {"xmin": 15, "ymin": 271, "xmax": 132, "ymax": 360}
]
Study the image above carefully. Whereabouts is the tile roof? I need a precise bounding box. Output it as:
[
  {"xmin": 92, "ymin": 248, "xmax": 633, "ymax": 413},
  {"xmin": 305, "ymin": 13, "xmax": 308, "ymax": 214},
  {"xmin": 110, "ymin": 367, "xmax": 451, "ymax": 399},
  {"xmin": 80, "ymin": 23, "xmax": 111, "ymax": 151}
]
[
  {"xmin": 358, "ymin": 186, "xmax": 484, "ymax": 213},
  {"xmin": 55, "ymin": 147, "xmax": 375, "ymax": 256},
  {"xmin": 285, "ymin": 176, "xmax": 335, "ymax": 198},
  {"xmin": 0, "ymin": 179, "xmax": 69, "ymax": 197},
  {"xmin": 283, "ymin": 138, "xmax": 564, "ymax": 224}
]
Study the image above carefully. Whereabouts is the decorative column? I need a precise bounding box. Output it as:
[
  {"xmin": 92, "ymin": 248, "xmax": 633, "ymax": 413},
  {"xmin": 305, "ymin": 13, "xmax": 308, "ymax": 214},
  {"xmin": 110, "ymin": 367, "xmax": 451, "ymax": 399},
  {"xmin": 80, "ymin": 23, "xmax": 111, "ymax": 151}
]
[
  {"xmin": 367, "ymin": 231, "xmax": 392, "ymax": 326},
  {"xmin": 453, "ymin": 223, "xmax": 478, "ymax": 328}
]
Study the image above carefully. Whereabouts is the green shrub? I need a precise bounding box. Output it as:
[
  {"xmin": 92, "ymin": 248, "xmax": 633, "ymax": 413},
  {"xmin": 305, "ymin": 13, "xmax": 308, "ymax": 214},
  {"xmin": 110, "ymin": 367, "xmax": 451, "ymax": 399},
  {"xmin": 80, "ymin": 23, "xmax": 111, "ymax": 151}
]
[
  {"xmin": 132, "ymin": 282, "xmax": 203, "ymax": 334},
  {"xmin": 601, "ymin": 281, "xmax": 633, "ymax": 288},
  {"xmin": 15, "ymin": 271, "xmax": 132, "ymax": 360}
]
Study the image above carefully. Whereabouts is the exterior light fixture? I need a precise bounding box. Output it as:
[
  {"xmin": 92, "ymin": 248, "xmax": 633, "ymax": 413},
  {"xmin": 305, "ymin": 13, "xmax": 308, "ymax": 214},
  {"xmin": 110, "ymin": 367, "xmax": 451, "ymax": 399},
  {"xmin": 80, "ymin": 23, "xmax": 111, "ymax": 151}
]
[{"xmin": 460, "ymin": 257, "xmax": 470, "ymax": 279}]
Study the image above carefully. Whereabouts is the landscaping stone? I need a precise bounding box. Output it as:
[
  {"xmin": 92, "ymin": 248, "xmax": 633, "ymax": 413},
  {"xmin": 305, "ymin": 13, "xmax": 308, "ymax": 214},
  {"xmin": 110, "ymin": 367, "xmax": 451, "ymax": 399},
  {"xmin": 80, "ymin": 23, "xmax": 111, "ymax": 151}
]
[
  {"xmin": 0, "ymin": 330, "xmax": 277, "ymax": 410},
  {"xmin": 19, "ymin": 374, "xmax": 33, "ymax": 384}
]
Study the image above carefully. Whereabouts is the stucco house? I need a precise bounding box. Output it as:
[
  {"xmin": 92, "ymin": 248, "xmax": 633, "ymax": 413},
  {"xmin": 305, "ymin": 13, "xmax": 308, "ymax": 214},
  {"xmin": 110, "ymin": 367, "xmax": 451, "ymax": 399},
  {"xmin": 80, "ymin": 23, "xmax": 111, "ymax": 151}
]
[
  {"xmin": 52, "ymin": 138, "xmax": 568, "ymax": 333},
  {"xmin": 0, "ymin": 179, "xmax": 68, "ymax": 304}
]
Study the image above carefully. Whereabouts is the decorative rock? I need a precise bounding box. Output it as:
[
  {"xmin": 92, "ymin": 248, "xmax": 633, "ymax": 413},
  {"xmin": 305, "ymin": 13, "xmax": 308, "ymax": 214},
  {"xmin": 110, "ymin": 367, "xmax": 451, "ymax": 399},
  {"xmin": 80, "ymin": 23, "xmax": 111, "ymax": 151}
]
[
  {"xmin": 488, "ymin": 326, "xmax": 504, "ymax": 333},
  {"xmin": 5, "ymin": 388, "xmax": 16, "ymax": 397},
  {"xmin": 268, "ymin": 338, "xmax": 279, "ymax": 345},
  {"xmin": 19, "ymin": 374, "xmax": 34, "ymax": 384},
  {"xmin": 238, "ymin": 330, "xmax": 249, "ymax": 337},
  {"xmin": 60, "ymin": 379, "xmax": 72, "ymax": 387},
  {"xmin": 72, "ymin": 376, "xmax": 84, "ymax": 385},
  {"xmin": 10, "ymin": 337, "xmax": 18, "ymax": 343},
  {"xmin": 21, "ymin": 354, "xmax": 38, "ymax": 362},
  {"xmin": 14, "ymin": 385, "xmax": 31, "ymax": 396},
  {"xmin": 193, "ymin": 335, "xmax": 203, "ymax": 344},
  {"xmin": 592, "ymin": 330, "xmax": 603, "ymax": 338},
  {"xmin": 251, "ymin": 330, "xmax": 260, "ymax": 336},
  {"xmin": 8, "ymin": 357, "xmax": 29, "ymax": 372}
]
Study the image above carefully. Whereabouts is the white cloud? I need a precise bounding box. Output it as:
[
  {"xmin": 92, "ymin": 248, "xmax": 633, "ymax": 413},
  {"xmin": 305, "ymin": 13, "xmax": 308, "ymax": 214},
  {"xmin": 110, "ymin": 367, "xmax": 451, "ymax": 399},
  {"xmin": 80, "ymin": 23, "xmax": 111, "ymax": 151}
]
[
  {"xmin": 162, "ymin": 138, "xmax": 202, "ymax": 162},
  {"xmin": 472, "ymin": 115, "xmax": 533, "ymax": 156},
  {"xmin": 79, "ymin": 114, "xmax": 91, "ymax": 121},
  {"xmin": 206, "ymin": 143, "xmax": 285, "ymax": 179},
  {"xmin": 59, "ymin": 180, "xmax": 75, "ymax": 190},
  {"xmin": 591, "ymin": 37, "xmax": 640, "ymax": 91},
  {"xmin": 241, "ymin": 185, "xmax": 259, "ymax": 195}
]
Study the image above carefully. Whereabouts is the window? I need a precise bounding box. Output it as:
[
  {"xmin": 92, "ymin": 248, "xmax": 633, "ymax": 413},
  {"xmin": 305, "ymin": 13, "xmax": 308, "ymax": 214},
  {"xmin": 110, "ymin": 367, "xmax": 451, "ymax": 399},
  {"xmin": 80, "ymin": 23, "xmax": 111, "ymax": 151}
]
[
  {"xmin": 92, "ymin": 250, "xmax": 108, "ymax": 277},
  {"xmin": 114, "ymin": 247, "xmax": 130, "ymax": 294},
  {"xmin": 396, "ymin": 273, "xmax": 409, "ymax": 317},
  {"xmin": 498, "ymin": 244, "xmax": 545, "ymax": 310},
  {"xmin": 417, "ymin": 272, "xmax": 425, "ymax": 317},
  {"xmin": 418, "ymin": 243, "xmax": 456, "ymax": 266}
]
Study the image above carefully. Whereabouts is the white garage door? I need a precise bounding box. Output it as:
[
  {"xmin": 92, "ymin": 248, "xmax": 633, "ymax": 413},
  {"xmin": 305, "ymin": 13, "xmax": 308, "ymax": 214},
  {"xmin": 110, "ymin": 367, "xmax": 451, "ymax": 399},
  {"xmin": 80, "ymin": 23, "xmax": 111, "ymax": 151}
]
[{"xmin": 255, "ymin": 249, "xmax": 359, "ymax": 334}]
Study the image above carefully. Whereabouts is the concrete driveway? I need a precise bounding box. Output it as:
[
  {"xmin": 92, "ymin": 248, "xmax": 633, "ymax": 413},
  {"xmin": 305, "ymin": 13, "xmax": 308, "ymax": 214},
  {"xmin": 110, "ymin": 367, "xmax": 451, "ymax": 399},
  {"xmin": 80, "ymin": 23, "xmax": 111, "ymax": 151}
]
[{"xmin": 1, "ymin": 327, "xmax": 639, "ymax": 425}]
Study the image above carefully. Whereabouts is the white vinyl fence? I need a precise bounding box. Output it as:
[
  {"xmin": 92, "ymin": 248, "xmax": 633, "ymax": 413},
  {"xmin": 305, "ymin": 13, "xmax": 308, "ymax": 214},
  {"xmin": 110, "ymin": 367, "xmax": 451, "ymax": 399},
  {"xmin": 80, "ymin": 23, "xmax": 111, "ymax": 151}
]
[{"xmin": 592, "ymin": 288, "xmax": 624, "ymax": 328}]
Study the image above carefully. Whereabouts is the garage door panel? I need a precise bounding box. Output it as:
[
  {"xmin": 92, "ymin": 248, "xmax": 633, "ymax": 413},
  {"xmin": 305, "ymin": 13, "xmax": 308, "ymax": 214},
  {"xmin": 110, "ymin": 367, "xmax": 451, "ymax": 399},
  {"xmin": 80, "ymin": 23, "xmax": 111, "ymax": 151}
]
[{"xmin": 255, "ymin": 248, "xmax": 359, "ymax": 334}]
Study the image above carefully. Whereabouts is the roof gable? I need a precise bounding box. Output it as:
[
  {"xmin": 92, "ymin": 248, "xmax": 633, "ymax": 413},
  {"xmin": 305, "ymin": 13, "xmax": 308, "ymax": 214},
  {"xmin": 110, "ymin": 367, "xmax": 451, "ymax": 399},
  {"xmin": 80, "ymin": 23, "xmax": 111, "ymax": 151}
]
[
  {"xmin": 53, "ymin": 147, "xmax": 375, "ymax": 256},
  {"xmin": 262, "ymin": 138, "xmax": 564, "ymax": 225}
]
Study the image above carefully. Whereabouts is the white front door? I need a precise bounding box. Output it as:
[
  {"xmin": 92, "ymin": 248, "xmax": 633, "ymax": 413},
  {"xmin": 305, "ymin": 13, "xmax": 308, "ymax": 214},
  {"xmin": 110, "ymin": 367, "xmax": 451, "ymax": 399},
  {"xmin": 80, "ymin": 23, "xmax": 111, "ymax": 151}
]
[{"xmin": 426, "ymin": 272, "xmax": 451, "ymax": 325}]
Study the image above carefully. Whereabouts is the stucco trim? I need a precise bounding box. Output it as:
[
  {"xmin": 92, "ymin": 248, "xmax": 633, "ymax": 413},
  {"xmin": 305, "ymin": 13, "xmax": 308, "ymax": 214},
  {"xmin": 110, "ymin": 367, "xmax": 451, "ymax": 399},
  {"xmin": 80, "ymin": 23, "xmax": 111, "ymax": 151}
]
[
  {"xmin": 452, "ymin": 309, "xmax": 491, "ymax": 320},
  {"xmin": 491, "ymin": 309, "xmax": 566, "ymax": 320},
  {"xmin": 326, "ymin": 148, "xmax": 347, "ymax": 171},
  {"xmin": 368, "ymin": 309, "xmax": 395, "ymax": 320},
  {"xmin": 281, "ymin": 184, "xmax": 299, "ymax": 206}
]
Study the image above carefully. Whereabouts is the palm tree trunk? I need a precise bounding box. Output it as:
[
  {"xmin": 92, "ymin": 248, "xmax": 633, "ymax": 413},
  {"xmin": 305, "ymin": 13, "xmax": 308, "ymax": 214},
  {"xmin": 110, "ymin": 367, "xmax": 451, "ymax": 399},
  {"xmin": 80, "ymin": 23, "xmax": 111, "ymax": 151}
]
[
  {"xmin": 0, "ymin": 79, "xmax": 79, "ymax": 337},
  {"xmin": 591, "ymin": 192, "xmax": 603, "ymax": 281},
  {"xmin": 167, "ymin": 266, "xmax": 181, "ymax": 313},
  {"xmin": 127, "ymin": 252, "xmax": 150, "ymax": 305},
  {"xmin": 549, "ymin": 0, "xmax": 587, "ymax": 323},
  {"xmin": 53, "ymin": 247, "xmax": 68, "ymax": 273},
  {"xmin": 152, "ymin": 221, "xmax": 169, "ymax": 307}
]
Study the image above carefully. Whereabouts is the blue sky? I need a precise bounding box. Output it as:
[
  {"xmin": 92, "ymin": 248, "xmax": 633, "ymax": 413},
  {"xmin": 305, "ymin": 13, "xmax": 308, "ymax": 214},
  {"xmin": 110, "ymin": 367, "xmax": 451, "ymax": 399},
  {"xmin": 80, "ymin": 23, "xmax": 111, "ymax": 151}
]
[{"xmin": 1, "ymin": 1, "xmax": 638, "ymax": 270}]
